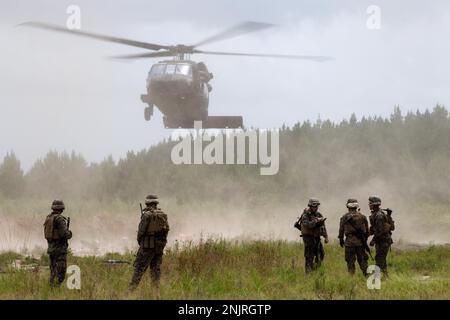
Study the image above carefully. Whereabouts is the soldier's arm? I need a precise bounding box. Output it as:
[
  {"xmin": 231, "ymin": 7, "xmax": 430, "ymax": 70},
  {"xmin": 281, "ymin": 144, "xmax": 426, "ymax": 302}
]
[
  {"xmin": 364, "ymin": 217, "xmax": 370, "ymax": 238},
  {"xmin": 55, "ymin": 216, "xmax": 72, "ymax": 240},
  {"xmin": 294, "ymin": 213, "xmax": 302, "ymax": 230},
  {"xmin": 338, "ymin": 216, "xmax": 345, "ymax": 240},
  {"xmin": 368, "ymin": 215, "xmax": 374, "ymax": 236},
  {"xmin": 161, "ymin": 214, "xmax": 170, "ymax": 237},
  {"xmin": 389, "ymin": 216, "xmax": 395, "ymax": 231},
  {"xmin": 320, "ymin": 221, "xmax": 328, "ymax": 239}
]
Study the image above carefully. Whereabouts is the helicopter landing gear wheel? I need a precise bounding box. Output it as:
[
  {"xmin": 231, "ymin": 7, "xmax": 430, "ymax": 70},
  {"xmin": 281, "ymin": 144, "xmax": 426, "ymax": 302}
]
[{"xmin": 144, "ymin": 105, "xmax": 154, "ymax": 121}]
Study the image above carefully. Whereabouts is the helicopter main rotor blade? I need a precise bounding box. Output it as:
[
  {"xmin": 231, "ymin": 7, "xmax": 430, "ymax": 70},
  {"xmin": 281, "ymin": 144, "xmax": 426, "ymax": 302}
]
[
  {"xmin": 194, "ymin": 50, "xmax": 333, "ymax": 61},
  {"xmin": 19, "ymin": 22, "xmax": 171, "ymax": 51},
  {"xmin": 110, "ymin": 51, "xmax": 174, "ymax": 59},
  {"xmin": 193, "ymin": 21, "xmax": 275, "ymax": 48}
]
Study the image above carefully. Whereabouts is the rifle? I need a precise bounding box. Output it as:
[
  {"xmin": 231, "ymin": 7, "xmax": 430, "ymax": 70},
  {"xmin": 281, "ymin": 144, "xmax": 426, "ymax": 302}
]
[
  {"xmin": 67, "ymin": 217, "xmax": 71, "ymax": 230},
  {"xmin": 382, "ymin": 208, "xmax": 394, "ymax": 253},
  {"xmin": 346, "ymin": 216, "xmax": 374, "ymax": 260},
  {"xmin": 294, "ymin": 216, "xmax": 302, "ymax": 231},
  {"xmin": 140, "ymin": 203, "xmax": 144, "ymax": 216},
  {"xmin": 316, "ymin": 217, "xmax": 327, "ymax": 226}
]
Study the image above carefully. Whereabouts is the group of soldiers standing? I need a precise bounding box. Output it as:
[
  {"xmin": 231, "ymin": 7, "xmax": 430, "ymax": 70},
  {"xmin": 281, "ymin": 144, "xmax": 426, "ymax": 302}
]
[
  {"xmin": 42, "ymin": 194, "xmax": 394, "ymax": 290},
  {"xmin": 294, "ymin": 196, "xmax": 395, "ymax": 277},
  {"xmin": 43, "ymin": 195, "xmax": 169, "ymax": 289}
]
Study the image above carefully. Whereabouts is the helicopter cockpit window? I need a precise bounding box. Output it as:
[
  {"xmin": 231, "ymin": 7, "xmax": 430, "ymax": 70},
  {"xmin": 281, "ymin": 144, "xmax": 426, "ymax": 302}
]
[
  {"xmin": 175, "ymin": 64, "xmax": 192, "ymax": 76},
  {"xmin": 161, "ymin": 64, "xmax": 192, "ymax": 76},
  {"xmin": 165, "ymin": 64, "xmax": 177, "ymax": 74},
  {"xmin": 150, "ymin": 64, "xmax": 166, "ymax": 75}
]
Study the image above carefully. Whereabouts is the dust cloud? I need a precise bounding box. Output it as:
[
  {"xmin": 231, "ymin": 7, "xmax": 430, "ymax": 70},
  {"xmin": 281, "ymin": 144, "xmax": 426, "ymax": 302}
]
[{"xmin": 1, "ymin": 178, "xmax": 448, "ymax": 257}]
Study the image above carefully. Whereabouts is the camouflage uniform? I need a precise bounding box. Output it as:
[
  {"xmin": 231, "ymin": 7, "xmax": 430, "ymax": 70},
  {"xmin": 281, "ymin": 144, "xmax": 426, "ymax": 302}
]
[
  {"xmin": 43, "ymin": 200, "xmax": 72, "ymax": 286},
  {"xmin": 130, "ymin": 195, "xmax": 170, "ymax": 290},
  {"xmin": 368, "ymin": 196, "xmax": 395, "ymax": 275},
  {"xmin": 294, "ymin": 198, "xmax": 328, "ymax": 273},
  {"xmin": 338, "ymin": 199, "xmax": 369, "ymax": 276}
]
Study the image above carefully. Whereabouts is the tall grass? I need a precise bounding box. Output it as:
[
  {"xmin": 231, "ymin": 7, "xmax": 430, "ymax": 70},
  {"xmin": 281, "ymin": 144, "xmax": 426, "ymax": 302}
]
[{"xmin": 0, "ymin": 240, "xmax": 448, "ymax": 299}]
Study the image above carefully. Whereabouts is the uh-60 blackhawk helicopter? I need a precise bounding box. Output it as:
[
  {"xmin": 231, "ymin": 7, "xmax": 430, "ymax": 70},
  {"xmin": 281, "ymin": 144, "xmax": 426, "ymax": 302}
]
[{"xmin": 22, "ymin": 21, "xmax": 332, "ymax": 128}]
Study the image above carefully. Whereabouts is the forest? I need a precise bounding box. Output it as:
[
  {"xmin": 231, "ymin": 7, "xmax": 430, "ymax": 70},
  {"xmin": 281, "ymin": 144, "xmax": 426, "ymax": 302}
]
[{"xmin": 1, "ymin": 105, "xmax": 449, "ymax": 204}]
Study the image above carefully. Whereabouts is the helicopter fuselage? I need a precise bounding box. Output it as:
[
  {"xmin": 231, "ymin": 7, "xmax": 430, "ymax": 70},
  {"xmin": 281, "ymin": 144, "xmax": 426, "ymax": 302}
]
[
  {"xmin": 141, "ymin": 60, "xmax": 208, "ymax": 127},
  {"xmin": 141, "ymin": 60, "xmax": 243, "ymax": 128}
]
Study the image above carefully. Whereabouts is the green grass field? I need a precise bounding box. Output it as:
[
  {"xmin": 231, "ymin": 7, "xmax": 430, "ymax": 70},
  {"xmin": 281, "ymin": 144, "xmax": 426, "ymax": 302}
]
[{"xmin": 0, "ymin": 240, "xmax": 448, "ymax": 300}]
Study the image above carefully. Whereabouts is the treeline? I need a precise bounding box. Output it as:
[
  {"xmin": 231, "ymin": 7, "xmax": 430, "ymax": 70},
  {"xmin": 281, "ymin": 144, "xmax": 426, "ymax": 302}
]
[{"xmin": 1, "ymin": 105, "xmax": 450, "ymax": 205}]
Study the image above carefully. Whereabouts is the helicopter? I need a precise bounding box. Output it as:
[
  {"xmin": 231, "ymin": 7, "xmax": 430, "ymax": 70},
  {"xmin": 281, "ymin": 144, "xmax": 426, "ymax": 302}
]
[{"xmin": 21, "ymin": 21, "xmax": 332, "ymax": 128}]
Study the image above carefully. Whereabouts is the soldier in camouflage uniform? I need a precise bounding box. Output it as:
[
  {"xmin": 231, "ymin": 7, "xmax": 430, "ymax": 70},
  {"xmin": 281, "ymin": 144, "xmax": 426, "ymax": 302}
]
[
  {"xmin": 43, "ymin": 200, "xmax": 72, "ymax": 287},
  {"xmin": 338, "ymin": 199, "xmax": 369, "ymax": 276},
  {"xmin": 130, "ymin": 195, "xmax": 170, "ymax": 290},
  {"xmin": 368, "ymin": 196, "xmax": 395, "ymax": 276},
  {"xmin": 294, "ymin": 198, "xmax": 329, "ymax": 273}
]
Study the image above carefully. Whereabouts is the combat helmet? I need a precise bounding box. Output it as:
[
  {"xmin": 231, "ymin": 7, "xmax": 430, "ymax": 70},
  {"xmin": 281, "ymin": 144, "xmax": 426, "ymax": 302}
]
[
  {"xmin": 51, "ymin": 199, "xmax": 65, "ymax": 211},
  {"xmin": 145, "ymin": 194, "xmax": 159, "ymax": 205},
  {"xmin": 346, "ymin": 198, "xmax": 359, "ymax": 209},
  {"xmin": 368, "ymin": 196, "xmax": 382, "ymax": 206},
  {"xmin": 308, "ymin": 198, "xmax": 320, "ymax": 207}
]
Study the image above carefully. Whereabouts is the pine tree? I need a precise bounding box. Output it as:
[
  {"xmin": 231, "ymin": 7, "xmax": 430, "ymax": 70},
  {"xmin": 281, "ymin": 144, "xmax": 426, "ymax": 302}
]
[{"xmin": 0, "ymin": 152, "xmax": 25, "ymax": 199}]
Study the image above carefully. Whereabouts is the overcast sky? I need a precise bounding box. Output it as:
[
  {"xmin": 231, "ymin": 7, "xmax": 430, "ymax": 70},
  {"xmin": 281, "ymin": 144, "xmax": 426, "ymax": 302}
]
[{"xmin": 1, "ymin": 0, "xmax": 449, "ymax": 169}]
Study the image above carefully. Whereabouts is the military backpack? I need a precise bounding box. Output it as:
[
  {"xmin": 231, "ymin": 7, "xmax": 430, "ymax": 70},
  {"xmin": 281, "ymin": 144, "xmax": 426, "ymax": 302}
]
[
  {"xmin": 44, "ymin": 214, "xmax": 60, "ymax": 241},
  {"xmin": 142, "ymin": 209, "xmax": 169, "ymax": 249}
]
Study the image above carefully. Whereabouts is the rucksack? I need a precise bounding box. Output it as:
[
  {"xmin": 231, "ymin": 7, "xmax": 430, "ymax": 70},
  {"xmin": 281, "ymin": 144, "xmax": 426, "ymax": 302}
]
[
  {"xmin": 146, "ymin": 209, "xmax": 169, "ymax": 234},
  {"xmin": 43, "ymin": 214, "xmax": 60, "ymax": 240}
]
